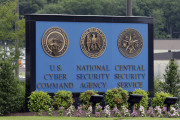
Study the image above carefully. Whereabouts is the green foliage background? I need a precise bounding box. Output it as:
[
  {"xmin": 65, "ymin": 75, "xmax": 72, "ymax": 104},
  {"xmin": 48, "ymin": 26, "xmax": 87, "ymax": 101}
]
[
  {"xmin": 0, "ymin": 0, "xmax": 25, "ymax": 114},
  {"xmin": 0, "ymin": 0, "xmax": 25, "ymax": 53},
  {"xmin": 154, "ymin": 76, "xmax": 165, "ymax": 93},
  {"xmin": 17, "ymin": 0, "xmax": 180, "ymax": 39}
]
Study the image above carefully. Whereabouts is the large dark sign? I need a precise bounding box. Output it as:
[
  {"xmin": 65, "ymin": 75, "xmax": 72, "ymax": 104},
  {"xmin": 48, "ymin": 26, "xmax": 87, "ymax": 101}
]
[{"xmin": 25, "ymin": 14, "xmax": 153, "ymax": 97}]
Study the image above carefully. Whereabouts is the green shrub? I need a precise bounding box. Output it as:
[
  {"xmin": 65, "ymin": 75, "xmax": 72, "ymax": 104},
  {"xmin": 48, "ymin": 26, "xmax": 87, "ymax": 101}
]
[
  {"xmin": 28, "ymin": 91, "xmax": 52, "ymax": 112},
  {"xmin": 52, "ymin": 90, "xmax": 73, "ymax": 109},
  {"xmin": 105, "ymin": 87, "xmax": 128, "ymax": 109},
  {"xmin": 151, "ymin": 92, "xmax": 173, "ymax": 108},
  {"xmin": 0, "ymin": 59, "xmax": 25, "ymax": 115},
  {"xmin": 79, "ymin": 90, "xmax": 98, "ymax": 107},
  {"xmin": 154, "ymin": 76, "xmax": 165, "ymax": 93},
  {"xmin": 17, "ymin": 81, "xmax": 26, "ymax": 112},
  {"xmin": 132, "ymin": 88, "xmax": 149, "ymax": 110},
  {"xmin": 163, "ymin": 59, "xmax": 180, "ymax": 96}
]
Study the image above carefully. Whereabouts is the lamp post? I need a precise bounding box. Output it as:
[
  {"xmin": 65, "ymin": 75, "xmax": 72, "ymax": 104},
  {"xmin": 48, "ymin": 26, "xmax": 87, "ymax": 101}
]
[
  {"xmin": 126, "ymin": 0, "xmax": 132, "ymax": 16},
  {"xmin": 128, "ymin": 94, "xmax": 143, "ymax": 113},
  {"xmin": 89, "ymin": 95, "xmax": 104, "ymax": 114},
  {"xmin": 164, "ymin": 97, "xmax": 178, "ymax": 111}
]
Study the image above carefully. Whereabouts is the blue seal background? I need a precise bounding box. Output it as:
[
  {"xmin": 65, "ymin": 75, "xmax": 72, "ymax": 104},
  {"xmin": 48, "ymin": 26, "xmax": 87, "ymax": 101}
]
[{"xmin": 36, "ymin": 21, "xmax": 148, "ymax": 93}]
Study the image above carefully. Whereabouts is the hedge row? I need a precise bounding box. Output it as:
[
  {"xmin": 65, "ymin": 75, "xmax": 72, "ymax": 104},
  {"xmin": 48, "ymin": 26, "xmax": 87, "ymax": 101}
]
[{"xmin": 28, "ymin": 88, "xmax": 173, "ymax": 112}]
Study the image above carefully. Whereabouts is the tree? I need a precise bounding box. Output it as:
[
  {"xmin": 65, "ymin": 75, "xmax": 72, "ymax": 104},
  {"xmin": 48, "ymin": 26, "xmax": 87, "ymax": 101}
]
[
  {"xmin": 19, "ymin": 0, "xmax": 180, "ymax": 39},
  {"xmin": 154, "ymin": 76, "xmax": 165, "ymax": 93},
  {"xmin": 163, "ymin": 59, "xmax": 180, "ymax": 97},
  {"xmin": 133, "ymin": 0, "xmax": 180, "ymax": 39},
  {"xmin": 100, "ymin": 0, "xmax": 125, "ymax": 16},
  {"xmin": 0, "ymin": 0, "xmax": 17, "ymax": 54},
  {"xmin": 19, "ymin": 0, "xmax": 46, "ymax": 15},
  {"xmin": 151, "ymin": 9, "xmax": 170, "ymax": 39},
  {"xmin": 0, "ymin": 0, "xmax": 25, "ymax": 65},
  {"xmin": 0, "ymin": 1, "xmax": 25, "ymax": 115},
  {"xmin": 36, "ymin": 3, "xmax": 64, "ymax": 14},
  {"xmin": 160, "ymin": 0, "xmax": 179, "ymax": 38},
  {"xmin": 37, "ymin": 0, "xmax": 126, "ymax": 16},
  {"xmin": 0, "ymin": 58, "xmax": 24, "ymax": 115}
]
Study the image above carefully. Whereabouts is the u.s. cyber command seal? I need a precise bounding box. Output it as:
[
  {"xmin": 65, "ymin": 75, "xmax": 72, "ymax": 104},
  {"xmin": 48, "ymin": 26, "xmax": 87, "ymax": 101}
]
[
  {"xmin": 118, "ymin": 28, "xmax": 143, "ymax": 58},
  {"xmin": 80, "ymin": 28, "xmax": 107, "ymax": 58},
  {"xmin": 42, "ymin": 27, "xmax": 69, "ymax": 57}
]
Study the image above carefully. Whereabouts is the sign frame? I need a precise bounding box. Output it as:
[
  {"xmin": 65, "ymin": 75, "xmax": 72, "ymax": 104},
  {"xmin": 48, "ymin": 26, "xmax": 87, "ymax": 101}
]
[{"xmin": 25, "ymin": 14, "xmax": 154, "ymax": 103}]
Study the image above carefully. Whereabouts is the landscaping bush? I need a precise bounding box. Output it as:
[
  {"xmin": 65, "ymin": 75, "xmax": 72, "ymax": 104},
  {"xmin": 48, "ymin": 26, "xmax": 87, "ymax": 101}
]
[
  {"xmin": 79, "ymin": 90, "xmax": 98, "ymax": 107},
  {"xmin": 105, "ymin": 87, "xmax": 128, "ymax": 109},
  {"xmin": 163, "ymin": 59, "xmax": 180, "ymax": 97},
  {"xmin": 28, "ymin": 91, "xmax": 52, "ymax": 112},
  {"xmin": 17, "ymin": 81, "xmax": 26, "ymax": 112},
  {"xmin": 154, "ymin": 76, "xmax": 165, "ymax": 93},
  {"xmin": 0, "ymin": 59, "xmax": 25, "ymax": 115},
  {"xmin": 52, "ymin": 90, "xmax": 73, "ymax": 109},
  {"xmin": 151, "ymin": 91, "xmax": 173, "ymax": 108},
  {"xmin": 163, "ymin": 59, "xmax": 180, "ymax": 108},
  {"xmin": 132, "ymin": 88, "xmax": 149, "ymax": 110}
]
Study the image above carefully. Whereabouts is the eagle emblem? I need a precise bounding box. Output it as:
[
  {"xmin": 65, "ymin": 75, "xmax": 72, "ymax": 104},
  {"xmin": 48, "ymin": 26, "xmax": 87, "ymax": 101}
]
[
  {"xmin": 86, "ymin": 33, "xmax": 101, "ymax": 51},
  {"xmin": 42, "ymin": 27, "xmax": 69, "ymax": 57},
  {"xmin": 80, "ymin": 28, "xmax": 107, "ymax": 58}
]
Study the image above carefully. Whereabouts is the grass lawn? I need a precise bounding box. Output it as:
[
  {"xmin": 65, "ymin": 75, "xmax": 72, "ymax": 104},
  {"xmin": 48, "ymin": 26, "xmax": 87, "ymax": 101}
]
[{"xmin": 0, "ymin": 117, "xmax": 179, "ymax": 120}]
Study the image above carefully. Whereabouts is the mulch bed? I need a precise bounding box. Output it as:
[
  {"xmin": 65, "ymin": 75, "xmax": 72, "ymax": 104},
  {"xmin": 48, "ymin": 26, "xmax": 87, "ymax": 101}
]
[
  {"xmin": 7, "ymin": 110, "xmax": 59, "ymax": 116},
  {"xmin": 7, "ymin": 110, "xmax": 116, "ymax": 117},
  {"xmin": 6, "ymin": 110, "xmax": 177, "ymax": 118}
]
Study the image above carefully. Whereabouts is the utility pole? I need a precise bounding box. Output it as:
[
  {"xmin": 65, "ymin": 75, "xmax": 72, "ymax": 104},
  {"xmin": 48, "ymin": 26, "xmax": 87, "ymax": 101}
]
[
  {"xmin": 15, "ymin": 0, "xmax": 19, "ymax": 78},
  {"xmin": 126, "ymin": 0, "xmax": 132, "ymax": 16}
]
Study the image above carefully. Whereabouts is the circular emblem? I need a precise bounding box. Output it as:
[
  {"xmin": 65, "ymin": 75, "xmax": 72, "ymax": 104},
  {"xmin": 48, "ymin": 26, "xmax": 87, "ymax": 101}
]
[
  {"xmin": 42, "ymin": 27, "xmax": 69, "ymax": 57},
  {"xmin": 118, "ymin": 28, "xmax": 143, "ymax": 58},
  {"xmin": 80, "ymin": 28, "xmax": 107, "ymax": 58}
]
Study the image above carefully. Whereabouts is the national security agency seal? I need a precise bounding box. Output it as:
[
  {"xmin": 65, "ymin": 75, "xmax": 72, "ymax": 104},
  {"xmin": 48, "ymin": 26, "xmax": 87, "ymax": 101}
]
[
  {"xmin": 80, "ymin": 28, "xmax": 107, "ymax": 58},
  {"xmin": 118, "ymin": 28, "xmax": 143, "ymax": 58},
  {"xmin": 42, "ymin": 27, "xmax": 69, "ymax": 57}
]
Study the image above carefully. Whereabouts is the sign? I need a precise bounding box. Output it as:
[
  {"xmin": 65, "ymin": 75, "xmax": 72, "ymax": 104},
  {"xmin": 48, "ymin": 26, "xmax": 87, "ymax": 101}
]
[{"xmin": 25, "ymin": 15, "xmax": 153, "ymax": 96}]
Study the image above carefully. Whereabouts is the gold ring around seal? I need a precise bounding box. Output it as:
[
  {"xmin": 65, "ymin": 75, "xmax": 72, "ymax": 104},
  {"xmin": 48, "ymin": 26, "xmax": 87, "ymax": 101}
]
[
  {"xmin": 80, "ymin": 28, "xmax": 107, "ymax": 58},
  {"xmin": 118, "ymin": 28, "xmax": 143, "ymax": 58},
  {"xmin": 42, "ymin": 27, "xmax": 69, "ymax": 57}
]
